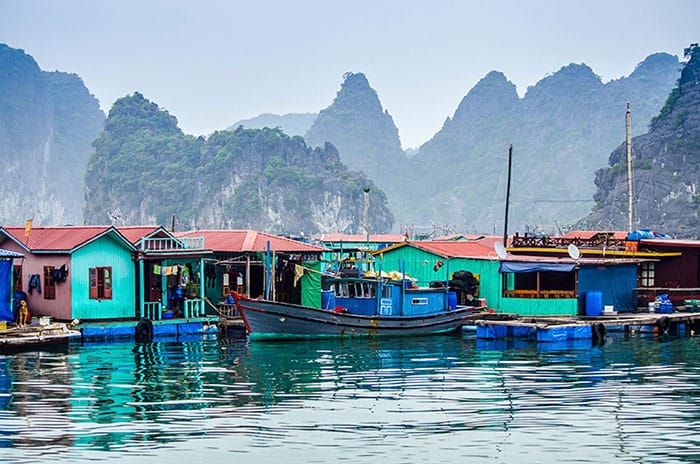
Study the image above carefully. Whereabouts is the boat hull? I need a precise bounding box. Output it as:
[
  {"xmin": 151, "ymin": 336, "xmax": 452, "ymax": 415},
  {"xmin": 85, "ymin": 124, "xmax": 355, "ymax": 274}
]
[{"xmin": 236, "ymin": 297, "xmax": 471, "ymax": 340}]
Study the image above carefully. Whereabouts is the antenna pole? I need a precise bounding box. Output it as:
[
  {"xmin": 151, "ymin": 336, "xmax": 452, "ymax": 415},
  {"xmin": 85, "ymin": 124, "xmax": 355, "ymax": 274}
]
[
  {"xmin": 503, "ymin": 144, "xmax": 513, "ymax": 246},
  {"xmin": 626, "ymin": 103, "xmax": 633, "ymax": 232}
]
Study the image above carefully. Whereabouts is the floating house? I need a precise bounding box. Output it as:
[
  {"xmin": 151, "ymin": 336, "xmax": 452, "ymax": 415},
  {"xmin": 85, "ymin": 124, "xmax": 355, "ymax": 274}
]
[
  {"xmin": 175, "ymin": 230, "xmax": 326, "ymax": 305},
  {"xmin": 374, "ymin": 233, "xmax": 655, "ymax": 317},
  {"xmin": 0, "ymin": 226, "xmax": 137, "ymax": 321},
  {"xmin": 507, "ymin": 231, "xmax": 683, "ymax": 315},
  {"xmin": 117, "ymin": 226, "xmax": 212, "ymax": 320},
  {"xmin": 629, "ymin": 236, "xmax": 700, "ymax": 307}
]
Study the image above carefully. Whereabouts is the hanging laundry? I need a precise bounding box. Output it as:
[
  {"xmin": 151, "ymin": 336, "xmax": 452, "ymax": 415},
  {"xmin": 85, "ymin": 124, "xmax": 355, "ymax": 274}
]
[
  {"xmin": 181, "ymin": 266, "xmax": 190, "ymax": 286},
  {"xmin": 27, "ymin": 274, "xmax": 41, "ymax": 294},
  {"xmin": 153, "ymin": 264, "xmax": 162, "ymax": 275},
  {"xmin": 293, "ymin": 264, "xmax": 304, "ymax": 287}
]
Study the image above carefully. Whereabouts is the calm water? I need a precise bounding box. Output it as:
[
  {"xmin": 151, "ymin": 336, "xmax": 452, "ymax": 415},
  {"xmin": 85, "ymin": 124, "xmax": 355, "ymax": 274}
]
[{"xmin": 1, "ymin": 331, "xmax": 700, "ymax": 463}]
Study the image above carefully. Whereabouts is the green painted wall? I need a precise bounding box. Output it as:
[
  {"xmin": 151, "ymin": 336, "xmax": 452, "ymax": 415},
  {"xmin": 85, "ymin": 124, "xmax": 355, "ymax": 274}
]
[
  {"xmin": 72, "ymin": 235, "xmax": 136, "ymax": 320},
  {"xmin": 498, "ymin": 298, "xmax": 578, "ymax": 316}
]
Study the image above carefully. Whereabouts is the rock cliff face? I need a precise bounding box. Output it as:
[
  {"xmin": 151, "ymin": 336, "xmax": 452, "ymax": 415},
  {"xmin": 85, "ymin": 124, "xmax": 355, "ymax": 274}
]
[
  {"xmin": 582, "ymin": 46, "xmax": 700, "ymax": 238},
  {"xmin": 305, "ymin": 73, "xmax": 406, "ymax": 187},
  {"xmin": 406, "ymin": 53, "xmax": 680, "ymax": 234},
  {"xmin": 85, "ymin": 93, "xmax": 393, "ymax": 234},
  {"xmin": 0, "ymin": 44, "xmax": 105, "ymax": 225}
]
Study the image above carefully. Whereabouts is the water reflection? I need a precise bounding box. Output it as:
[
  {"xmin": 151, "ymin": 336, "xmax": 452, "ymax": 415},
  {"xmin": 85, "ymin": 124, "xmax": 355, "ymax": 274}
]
[{"xmin": 0, "ymin": 332, "xmax": 699, "ymax": 462}]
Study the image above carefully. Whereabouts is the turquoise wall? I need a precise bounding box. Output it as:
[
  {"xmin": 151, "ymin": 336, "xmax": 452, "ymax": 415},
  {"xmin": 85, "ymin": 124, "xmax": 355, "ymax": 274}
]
[
  {"xmin": 72, "ymin": 235, "xmax": 136, "ymax": 320},
  {"xmin": 498, "ymin": 297, "xmax": 578, "ymax": 316}
]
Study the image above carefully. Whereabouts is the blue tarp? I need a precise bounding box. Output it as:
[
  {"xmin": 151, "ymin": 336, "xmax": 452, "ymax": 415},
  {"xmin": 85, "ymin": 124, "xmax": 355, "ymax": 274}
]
[
  {"xmin": 578, "ymin": 264, "xmax": 637, "ymax": 312},
  {"xmin": 0, "ymin": 260, "xmax": 12, "ymax": 322},
  {"xmin": 499, "ymin": 262, "xmax": 576, "ymax": 273}
]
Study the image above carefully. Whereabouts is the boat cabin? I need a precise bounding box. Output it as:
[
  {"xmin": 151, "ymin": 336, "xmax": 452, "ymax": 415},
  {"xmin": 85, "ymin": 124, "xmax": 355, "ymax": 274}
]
[{"xmin": 320, "ymin": 276, "xmax": 456, "ymax": 317}]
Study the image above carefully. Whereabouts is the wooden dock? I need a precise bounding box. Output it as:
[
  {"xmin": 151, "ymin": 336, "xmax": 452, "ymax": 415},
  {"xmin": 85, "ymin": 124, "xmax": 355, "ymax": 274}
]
[
  {"xmin": 0, "ymin": 322, "xmax": 81, "ymax": 352},
  {"xmin": 469, "ymin": 310, "xmax": 700, "ymax": 342}
]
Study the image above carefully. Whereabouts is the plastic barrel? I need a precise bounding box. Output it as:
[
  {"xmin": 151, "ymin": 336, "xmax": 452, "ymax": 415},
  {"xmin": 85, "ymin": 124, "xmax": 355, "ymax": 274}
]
[
  {"xmin": 585, "ymin": 291, "xmax": 603, "ymax": 316},
  {"xmin": 321, "ymin": 290, "xmax": 336, "ymax": 310},
  {"xmin": 448, "ymin": 291, "xmax": 457, "ymax": 310}
]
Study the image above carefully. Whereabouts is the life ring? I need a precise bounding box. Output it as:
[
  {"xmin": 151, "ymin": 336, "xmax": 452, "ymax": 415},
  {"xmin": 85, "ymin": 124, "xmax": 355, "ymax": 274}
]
[
  {"xmin": 135, "ymin": 318, "xmax": 153, "ymax": 342},
  {"xmin": 656, "ymin": 316, "xmax": 671, "ymax": 334},
  {"xmin": 592, "ymin": 322, "xmax": 607, "ymax": 341}
]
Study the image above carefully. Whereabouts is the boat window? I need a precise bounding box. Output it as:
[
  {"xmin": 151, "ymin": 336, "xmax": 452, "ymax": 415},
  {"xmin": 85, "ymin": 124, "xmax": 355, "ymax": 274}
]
[
  {"xmin": 337, "ymin": 282, "xmax": 349, "ymax": 297},
  {"xmin": 368, "ymin": 283, "xmax": 376, "ymax": 298},
  {"xmin": 411, "ymin": 298, "xmax": 429, "ymax": 305},
  {"xmin": 354, "ymin": 282, "xmax": 363, "ymax": 297},
  {"xmin": 381, "ymin": 286, "xmax": 392, "ymax": 298}
]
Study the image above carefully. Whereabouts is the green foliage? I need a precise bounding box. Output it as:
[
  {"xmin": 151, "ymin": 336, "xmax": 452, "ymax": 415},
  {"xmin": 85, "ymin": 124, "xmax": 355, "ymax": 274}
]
[{"xmin": 85, "ymin": 94, "xmax": 394, "ymax": 233}]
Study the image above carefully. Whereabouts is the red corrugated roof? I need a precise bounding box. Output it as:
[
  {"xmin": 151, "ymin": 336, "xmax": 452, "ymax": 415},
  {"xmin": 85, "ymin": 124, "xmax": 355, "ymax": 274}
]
[
  {"xmin": 176, "ymin": 230, "xmax": 326, "ymax": 253},
  {"xmin": 640, "ymin": 238, "xmax": 700, "ymax": 248},
  {"xmin": 433, "ymin": 234, "xmax": 490, "ymax": 241},
  {"xmin": 1, "ymin": 226, "xmax": 132, "ymax": 252},
  {"xmin": 406, "ymin": 236, "xmax": 503, "ymax": 259},
  {"xmin": 319, "ymin": 233, "xmax": 406, "ymax": 243}
]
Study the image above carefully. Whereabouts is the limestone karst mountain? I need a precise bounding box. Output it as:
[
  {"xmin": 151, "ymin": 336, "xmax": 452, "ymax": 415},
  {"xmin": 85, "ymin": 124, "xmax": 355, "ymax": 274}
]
[
  {"xmin": 0, "ymin": 43, "xmax": 105, "ymax": 225},
  {"xmin": 581, "ymin": 45, "xmax": 700, "ymax": 238},
  {"xmin": 85, "ymin": 92, "xmax": 393, "ymax": 234}
]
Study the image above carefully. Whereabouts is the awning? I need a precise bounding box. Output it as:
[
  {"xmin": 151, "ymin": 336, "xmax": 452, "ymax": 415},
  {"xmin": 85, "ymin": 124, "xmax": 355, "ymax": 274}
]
[{"xmin": 499, "ymin": 262, "xmax": 576, "ymax": 273}]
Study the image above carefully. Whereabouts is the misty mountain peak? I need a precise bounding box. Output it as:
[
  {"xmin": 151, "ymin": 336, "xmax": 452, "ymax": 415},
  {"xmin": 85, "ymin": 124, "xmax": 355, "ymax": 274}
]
[
  {"xmin": 452, "ymin": 70, "xmax": 519, "ymax": 122},
  {"xmin": 525, "ymin": 63, "xmax": 602, "ymax": 99}
]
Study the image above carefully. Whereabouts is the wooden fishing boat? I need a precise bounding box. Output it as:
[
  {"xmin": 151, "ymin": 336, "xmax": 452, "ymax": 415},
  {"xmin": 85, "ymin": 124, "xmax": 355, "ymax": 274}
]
[{"xmin": 232, "ymin": 275, "xmax": 474, "ymax": 340}]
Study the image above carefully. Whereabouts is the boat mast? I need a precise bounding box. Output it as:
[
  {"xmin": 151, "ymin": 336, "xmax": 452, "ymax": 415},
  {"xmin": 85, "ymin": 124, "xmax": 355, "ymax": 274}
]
[
  {"xmin": 503, "ymin": 144, "xmax": 513, "ymax": 246},
  {"xmin": 626, "ymin": 102, "xmax": 633, "ymax": 232}
]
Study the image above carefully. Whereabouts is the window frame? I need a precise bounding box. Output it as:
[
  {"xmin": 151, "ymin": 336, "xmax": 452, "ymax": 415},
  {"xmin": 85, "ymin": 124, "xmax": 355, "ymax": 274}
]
[
  {"xmin": 43, "ymin": 266, "xmax": 56, "ymax": 300},
  {"xmin": 89, "ymin": 266, "xmax": 113, "ymax": 300}
]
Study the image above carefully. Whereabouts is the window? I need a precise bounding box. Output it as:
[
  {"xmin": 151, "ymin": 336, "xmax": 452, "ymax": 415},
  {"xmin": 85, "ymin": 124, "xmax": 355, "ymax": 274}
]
[
  {"xmin": 43, "ymin": 266, "xmax": 56, "ymax": 300},
  {"xmin": 89, "ymin": 267, "xmax": 113, "ymax": 300},
  {"xmin": 502, "ymin": 270, "xmax": 576, "ymax": 299},
  {"xmin": 640, "ymin": 263, "xmax": 655, "ymax": 287}
]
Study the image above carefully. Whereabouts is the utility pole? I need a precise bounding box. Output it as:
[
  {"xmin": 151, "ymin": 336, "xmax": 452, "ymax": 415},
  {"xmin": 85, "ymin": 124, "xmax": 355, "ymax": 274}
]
[
  {"xmin": 363, "ymin": 187, "xmax": 370, "ymax": 248},
  {"xmin": 503, "ymin": 145, "xmax": 513, "ymax": 246},
  {"xmin": 626, "ymin": 103, "xmax": 633, "ymax": 232}
]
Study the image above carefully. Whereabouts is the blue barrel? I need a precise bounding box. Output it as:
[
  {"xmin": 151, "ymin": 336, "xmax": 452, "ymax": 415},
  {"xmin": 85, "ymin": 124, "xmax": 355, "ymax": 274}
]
[
  {"xmin": 448, "ymin": 291, "xmax": 457, "ymax": 310},
  {"xmin": 586, "ymin": 291, "xmax": 603, "ymax": 316},
  {"xmin": 321, "ymin": 290, "xmax": 336, "ymax": 310}
]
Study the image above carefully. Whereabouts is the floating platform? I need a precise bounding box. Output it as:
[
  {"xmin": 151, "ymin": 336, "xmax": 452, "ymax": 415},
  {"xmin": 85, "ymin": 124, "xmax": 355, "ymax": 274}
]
[
  {"xmin": 0, "ymin": 322, "xmax": 81, "ymax": 353},
  {"xmin": 469, "ymin": 310, "xmax": 700, "ymax": 342},
  {"xmin": 77, "ymin": 316, "xmax": 219, "ymax": 342}
]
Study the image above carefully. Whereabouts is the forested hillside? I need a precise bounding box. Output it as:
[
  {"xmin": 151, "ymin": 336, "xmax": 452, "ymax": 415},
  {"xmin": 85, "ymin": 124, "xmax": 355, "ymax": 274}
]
[{"xmin": 85, "ymin": 93, "xmax": 394, "ymax": 234}]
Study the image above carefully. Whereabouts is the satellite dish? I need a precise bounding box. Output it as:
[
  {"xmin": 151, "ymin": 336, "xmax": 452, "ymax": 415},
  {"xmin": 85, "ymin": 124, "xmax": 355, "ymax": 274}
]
[
  {"xmin": 567, "ymin": 244, "xmax": 580, "ymax": 260},
  {"xmin": 494, "ymin": 241, "xmax": 507, "ymax": 259}
]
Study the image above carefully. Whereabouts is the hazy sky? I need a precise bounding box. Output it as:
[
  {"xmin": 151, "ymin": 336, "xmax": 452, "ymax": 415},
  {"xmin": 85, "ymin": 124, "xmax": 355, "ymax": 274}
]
[{"xmin": 1, "ymin": 0, "xmax": 696, "ymax": 148}]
